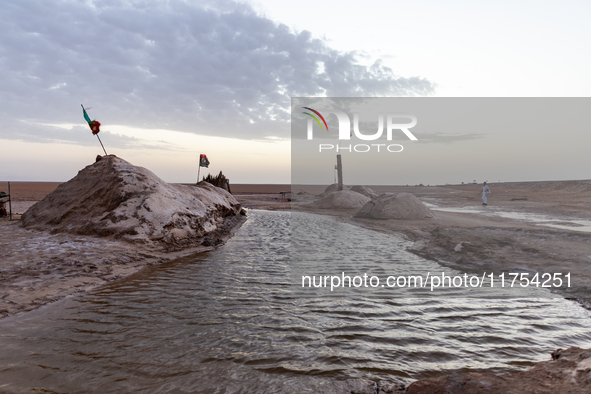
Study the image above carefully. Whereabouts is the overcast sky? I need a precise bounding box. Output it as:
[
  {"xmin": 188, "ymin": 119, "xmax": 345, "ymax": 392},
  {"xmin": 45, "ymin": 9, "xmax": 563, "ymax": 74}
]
[{"xmin": 1, "ymin": 0, "xmax": 590, "ymax": 184}]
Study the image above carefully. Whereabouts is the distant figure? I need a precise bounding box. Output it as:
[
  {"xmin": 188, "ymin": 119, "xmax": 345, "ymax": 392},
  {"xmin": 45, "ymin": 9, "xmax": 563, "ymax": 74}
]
[{"xmin": 481, "ymin": 182, "xmax": 491, "ymax": 205}]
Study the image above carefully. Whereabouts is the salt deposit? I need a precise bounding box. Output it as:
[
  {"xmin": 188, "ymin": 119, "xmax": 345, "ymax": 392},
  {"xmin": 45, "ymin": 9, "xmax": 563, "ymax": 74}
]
[
  {"xmin": 355, "ymin": 193, "xmax": 434, "ymax": 219},
  {"xmin": 309, "ymin": 190, "xmax": 370, "ymax": 209},
  {"xmin": 323, "ymin": 183, "xmax": 342, "ymax": 194},
  {"xmin": 316, "ymin": 183, "xmax": 347, "ymax": 198},
  {"xmin": 350, "ymin": 185, "xmax": 379, "ymax": 199},
  {"xmin": 21, "ymin": 155, "xmax": 241, "ymax": 246}
]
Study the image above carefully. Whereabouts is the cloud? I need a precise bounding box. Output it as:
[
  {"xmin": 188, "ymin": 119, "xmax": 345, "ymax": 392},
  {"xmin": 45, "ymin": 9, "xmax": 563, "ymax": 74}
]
[
  {"xmin": 0, "ymin": 118, "xmax": 169, "ymax": 150},
  {"xmin": 0, "ymin": 0, "xmax": 434, "ymax": 144}
]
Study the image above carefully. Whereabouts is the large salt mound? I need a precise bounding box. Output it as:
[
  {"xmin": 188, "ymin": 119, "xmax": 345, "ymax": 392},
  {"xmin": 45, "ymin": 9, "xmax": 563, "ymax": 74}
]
[
  {"xmin": 309, "ymin": 190, "xmax": 370, "ymax": 209},
  {"xmin": 21, "ymin": 155, "xmax": 241, "ymax": 246},
  {"xmin": 355, "ymin": 193, "xmax": 434, "ymax": 219}
]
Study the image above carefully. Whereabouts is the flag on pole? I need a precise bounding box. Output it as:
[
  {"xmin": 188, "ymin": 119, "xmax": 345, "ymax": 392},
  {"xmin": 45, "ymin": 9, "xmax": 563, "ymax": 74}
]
[
  {"xmin": 82, "ymin": 104, "xmax": 107, "ymax": 155},
  {"xmin": 82, "ymin": 105, "xmax": 101, "ymax": 134},
  {"xmin": 200, "ymin": 154, "xmax": 210, "ymax": 168},
  {"xmin": 335, "ymin": 165, "xmax": 338, "ymax": 169},
  {"xmin": 82, "ymin": 107, "xmax": 91, "ymax": 123}
]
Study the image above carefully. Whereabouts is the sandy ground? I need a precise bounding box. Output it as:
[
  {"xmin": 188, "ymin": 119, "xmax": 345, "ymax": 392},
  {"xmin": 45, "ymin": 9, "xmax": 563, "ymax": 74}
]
[{"xmin": 405, "ymin": 346, "xmax": 591, "ymax": 394}]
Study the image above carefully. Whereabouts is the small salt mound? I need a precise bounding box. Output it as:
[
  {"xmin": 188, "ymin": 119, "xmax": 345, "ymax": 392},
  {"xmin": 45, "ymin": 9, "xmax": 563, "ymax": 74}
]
[
  {"xmin": 309, "ymin": 190, "xmax": 370, "ymax": 209},
  {"xmin": 317, "ymin": 183, "xmax": 350, "ymax": 198},
  {"xmin": 324, "ymin": 183, "xmax": 341, "ymax": 193},
  {"xmin": 355, "ymin": 193, "xmax": 434, "ymax": 219},
  {"xmin": 22, "ymin": 155, "xmax": 241, "ymax": 246},
  {"xmin": 350, "ymin": 185, "xmax": 378, "ymax": 199}
]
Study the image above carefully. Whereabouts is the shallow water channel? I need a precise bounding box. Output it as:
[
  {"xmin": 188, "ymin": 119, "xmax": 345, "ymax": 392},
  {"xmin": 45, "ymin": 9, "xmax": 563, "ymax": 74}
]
[{"xmin": 1, "ymin": 210, "xmax": 591, "ymax": 393}]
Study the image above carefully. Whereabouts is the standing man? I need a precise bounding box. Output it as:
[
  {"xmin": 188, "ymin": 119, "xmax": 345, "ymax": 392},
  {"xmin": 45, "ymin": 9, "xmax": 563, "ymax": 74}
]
[{"xmin": 481, "ymin": 182, "xmax": 491, "ymax": 205}]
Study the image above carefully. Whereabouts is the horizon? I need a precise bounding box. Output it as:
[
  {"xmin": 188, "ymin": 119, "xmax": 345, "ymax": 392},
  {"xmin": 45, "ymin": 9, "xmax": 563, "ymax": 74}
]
[{"xmin": 4, "ymin": 178, "xmax": 591, "ymax": 186}]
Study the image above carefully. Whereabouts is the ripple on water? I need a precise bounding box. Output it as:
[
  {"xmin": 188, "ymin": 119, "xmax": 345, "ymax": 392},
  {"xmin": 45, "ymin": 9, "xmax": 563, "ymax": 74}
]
[{"xmin": 0, "ymin": 210, "xmax": 590, "ymax": 393}]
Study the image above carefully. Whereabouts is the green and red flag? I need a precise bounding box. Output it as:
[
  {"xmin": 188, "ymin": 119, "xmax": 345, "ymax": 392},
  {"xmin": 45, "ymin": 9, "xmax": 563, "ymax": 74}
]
[
  {"xmin": 81, "ymin": 104, "xmax": 107, "ymax": 155},
  {"xmin": 82, "ymin": 105, "xmax": 101, "ymax": 135},
  {"xmin": 199, "ymin": 154, "xmax": 210, "ymax": 168}
]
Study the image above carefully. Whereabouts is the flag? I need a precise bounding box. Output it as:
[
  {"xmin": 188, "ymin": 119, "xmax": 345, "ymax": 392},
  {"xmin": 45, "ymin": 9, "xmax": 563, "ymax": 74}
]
[
  {"xmin": 335, "ymin": 165, "xmax": 338, "ymax": 170},
  {"xmin": 82, "ymin": 107, "xmax": 91, "ymax": 123},
  {"xmin": 81, "ymin": 104, "xmax": 107, "ymax": 155},
  {"xmin": 200, "ymin": 154, "xmax": 210, "ymax": 168},
  {"xmin": 82, "ymin": 105, "xmax": 101, "ymax": 134},
  {"xmin": 89, "ymin": 120, "xmax": 101, "ymax": 135}
]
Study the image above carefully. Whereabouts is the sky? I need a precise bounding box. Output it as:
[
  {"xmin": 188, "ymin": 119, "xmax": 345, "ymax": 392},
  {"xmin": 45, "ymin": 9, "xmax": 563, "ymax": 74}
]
[{"xmin": 1, "ymin": 0, "xmax": 590, "ymax": 184}]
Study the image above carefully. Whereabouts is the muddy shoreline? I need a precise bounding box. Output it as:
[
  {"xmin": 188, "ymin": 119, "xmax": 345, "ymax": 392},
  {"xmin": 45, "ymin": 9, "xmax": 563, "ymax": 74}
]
[{"xmin": 0, "ymin": 214, "xmax": 246, "ymax": 319}]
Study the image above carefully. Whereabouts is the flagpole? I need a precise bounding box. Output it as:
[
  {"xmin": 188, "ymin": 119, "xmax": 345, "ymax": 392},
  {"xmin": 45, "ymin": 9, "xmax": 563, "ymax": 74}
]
[
  {"xmin": 197, "ymin": 163, "xmax": 201, "ymax": 184},
  {"xmin": 96, "ymin": 134, "xmax": 108, "ymax": 156}
]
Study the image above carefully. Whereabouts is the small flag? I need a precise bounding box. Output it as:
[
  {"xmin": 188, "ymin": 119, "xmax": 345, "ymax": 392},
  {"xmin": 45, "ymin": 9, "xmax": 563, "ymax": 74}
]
[
  {"xmin": 89, "ymin": 120, "xmax": 101, "ymax": 135},
  {"xmin": 82, "ymin": 104, "xmax": 107, "ymax": 155},
  {"xmin": 82, "ymin": 105, "xmax": 101, "ymax": 134},
  {"xmin": 334, "ymin": 165, "xmax": 338, "ymax": 170},
  {"xmin": 200, "ymin": 154, "xmax": 210, "ymax": 168},
  {"xmin": 82, "ymin": 107, "xmax": 91, "ymax": 123}
]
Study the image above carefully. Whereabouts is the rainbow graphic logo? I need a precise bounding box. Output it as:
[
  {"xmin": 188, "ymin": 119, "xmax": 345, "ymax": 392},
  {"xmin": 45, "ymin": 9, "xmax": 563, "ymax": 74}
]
[{"xmin": 302, "ymin": 107, "xmax": 329, "ymax": 131}]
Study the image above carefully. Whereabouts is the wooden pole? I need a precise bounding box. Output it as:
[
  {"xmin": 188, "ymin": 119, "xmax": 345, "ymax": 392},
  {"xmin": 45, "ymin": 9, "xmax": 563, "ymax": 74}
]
[
  {"xmin": 336, "ymin": 154, "xmax": 343, "ymax": 191},
  {"xmin": 197, "ymin": 164, "xmax": 201, "ymax": 184},
  {"xmin": 8, "ymin": 182, "xmax": 12, "ymax": 221},
  {"xmin": 96, "ymin": 134, "xmax": 108, "ymax": 156}
]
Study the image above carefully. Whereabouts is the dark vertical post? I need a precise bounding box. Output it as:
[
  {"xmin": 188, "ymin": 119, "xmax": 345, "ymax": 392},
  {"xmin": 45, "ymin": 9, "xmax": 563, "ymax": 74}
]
[
  {"xmin": 8, "ymin": 182, "xmax": 12, "ymax": 221},
  {"xmin": 96, "ymin": 134, "xmax": 108, "ymax": 156},
  {"xmin": 336, "ymin": 154, "xmax": 343, "ymax": 191}
]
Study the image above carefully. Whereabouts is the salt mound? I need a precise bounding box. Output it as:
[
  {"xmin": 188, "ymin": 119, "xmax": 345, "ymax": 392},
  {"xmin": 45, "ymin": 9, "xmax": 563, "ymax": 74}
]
[
  {"xmin": 22, "ymin": 155, "xmax": 241, "ymax": 246},
  {"xmin": 309, "ymin": 190, "xmax": 370, "ymax": 209},
  {"xmin": 317, "ymin": 183, "xmax": 348, "ymax": 197},
  {"xmin": 324, "ymin": 183, "xmax": 342, "ymax": 193},
  {"xmin": 350, "ymin": 185, "xmax": 379, "ymax": 199},
  {"xmin": 355, "ymin": 193, "xmax": 434, "ymax": 219}
]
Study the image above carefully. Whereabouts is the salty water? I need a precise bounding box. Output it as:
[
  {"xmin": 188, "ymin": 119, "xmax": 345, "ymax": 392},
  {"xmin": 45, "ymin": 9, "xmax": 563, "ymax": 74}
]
[
  {"xmin": 423, "ymin": 202, "xmax": 591, "ymax": 233},
  {"xmin": 1, "ymin": 210, "xmax": 591, "ymax": 393}
]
